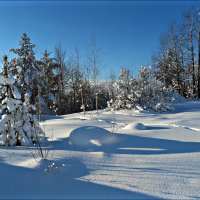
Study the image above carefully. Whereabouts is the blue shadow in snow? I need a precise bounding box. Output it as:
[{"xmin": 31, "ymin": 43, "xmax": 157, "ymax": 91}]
[
  {"xmin": 0, "ymin": 156, "xmax": 159, "ymax": 199},
  {"xmin": 143, "ymin": 126, "xmax": 170, "ymax": 130},
  {"xmin": 51, "ymin": 132, "xmax": 200, "ymax": 155}
]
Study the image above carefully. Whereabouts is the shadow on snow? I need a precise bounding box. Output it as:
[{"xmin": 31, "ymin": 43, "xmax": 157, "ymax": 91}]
[
  {"xmin": 50, "ymin": 132, "xmax": 200, "ymax": 155},
  {"xmin": 0, "ymin": 156, "xmax": 158, "ymax": 199}
]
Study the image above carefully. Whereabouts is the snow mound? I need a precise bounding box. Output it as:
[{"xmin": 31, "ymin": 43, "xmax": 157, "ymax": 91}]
[
  {"xmin": 69, "ymin": 126, "xmax": 118, "ymax": 148},
  {"xmin": 124, "ymin": 122, "xmax": 146, "ymax": 130}
]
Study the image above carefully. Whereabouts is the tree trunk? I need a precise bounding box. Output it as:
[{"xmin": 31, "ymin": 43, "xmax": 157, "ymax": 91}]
[
  {"xmin": 198, "ymin": 30, "xmax": 200, "ymax": 98},
  {"xmin": 190, "ymin": 28, "xmax": 196, "ymax": 97},
  {"xmin": 96, "ymin": 94, "xmax": 98, "ymax": 114}
]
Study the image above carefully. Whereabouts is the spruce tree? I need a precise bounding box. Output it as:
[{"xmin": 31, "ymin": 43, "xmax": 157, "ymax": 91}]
[
  {"xmin": 0, "ymin": 55, "xmax": 44, "ymax": 146},
  {"xmin": 9, "ymin": 33, "xmax": 43, "ymax": 104}
]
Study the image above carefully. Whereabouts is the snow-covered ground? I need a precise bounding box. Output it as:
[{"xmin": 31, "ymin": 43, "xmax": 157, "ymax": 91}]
[{"xmin": 1, "ymin": 100, "xmax": 200, "ymax": 199}]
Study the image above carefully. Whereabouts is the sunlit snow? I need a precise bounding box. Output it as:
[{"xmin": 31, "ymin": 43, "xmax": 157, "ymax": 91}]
[{"xmin": 0, "ymin": 100, "xmax": 200, "ymax": 199}]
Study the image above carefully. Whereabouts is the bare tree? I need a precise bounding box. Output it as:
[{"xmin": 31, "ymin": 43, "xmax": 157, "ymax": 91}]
[
  {"xmin": 168, "ymin": 21, "xmax": 184, "ymax": 94},
  {"xmin": 183, "ymin": 11, "xmax": 196, "ymax": 97},
  {"xmin": 87, "ymin": 34, "xmax": 103, "ymax": 112},
  {"xmin": 54, "ymin": 44, "xmax": 68, "ymax": 115},
  {"xmin": 87, "ymin": 34, "xmax": 103, "ymax": 85},
  {"xmin": 68, "ymin": 46, "xmax": 83, "ymax": 113},
  {"xmin": 193, "ymin": 6, "xmax": 200, "ymax": 98},
  {"xmin": 198, "ymin": 13, "xmax": 200, "ymax": 98}
]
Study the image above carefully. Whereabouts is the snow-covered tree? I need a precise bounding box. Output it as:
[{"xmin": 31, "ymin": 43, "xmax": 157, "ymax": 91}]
[
  {"xmin": 9, "ymin": 33, "xmax": 43, "ymax": 105},
  {"xmin": 106, "ymin": 66, "xmax": 175, "ymax": 112},
  {"xmin": 111, "ymin": 69, "xmax": 141, "ymax": 110},
  {"xmin": 0, "ymin": 55, "xmax": 44, "ymax": 146},
  {"xmin": 112, "ymin": 69, "xmax": 131, "ymax": 109}
]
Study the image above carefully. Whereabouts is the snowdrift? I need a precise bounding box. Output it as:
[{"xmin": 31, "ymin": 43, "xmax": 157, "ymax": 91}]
[
  {"xmin": 69, "ymin": 126, "xmax": 118, "ymax": 149},
  {"xmin": 124, "ymin": 122, "xmax": 146, "ymax": 130}
]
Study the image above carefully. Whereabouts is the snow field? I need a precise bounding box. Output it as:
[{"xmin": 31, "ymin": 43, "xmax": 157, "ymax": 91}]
[{"xmin": 0, "ymin": 101, "xmax": 200, "ymax": 199}]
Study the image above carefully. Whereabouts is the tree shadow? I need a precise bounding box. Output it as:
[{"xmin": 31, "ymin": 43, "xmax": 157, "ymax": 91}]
[
  {"xmin": 52, "ymin": 132, "xmax": 200, "ymax": 155},
  {"xmin": 0, "ymin": 156, "xmax": 158, "ymax": 199},
  {"xmin": 142, "ymin": 126, "xmax": 170, "ymax": 130},
  {"xmin": 40, "ymin": 115, "xmax": 64, "ymax": 121},
  {"xmin": 174, "ymin": 101, "xmax": 200, "ymax": 113},
  {"xmin": 107, "ymin": 133, "xmax": 200, "ymax": 155}
]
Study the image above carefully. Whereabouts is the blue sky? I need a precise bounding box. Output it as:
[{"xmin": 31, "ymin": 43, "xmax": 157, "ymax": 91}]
[{"xmin": 0, "ymin": 1, "xmax": 197, "ymax": 78}]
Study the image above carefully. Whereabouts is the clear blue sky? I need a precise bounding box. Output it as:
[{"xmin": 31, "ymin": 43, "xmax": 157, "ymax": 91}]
[{"xmin": 0, "ymin": 1, "xmax": 197, "ymax": 78}]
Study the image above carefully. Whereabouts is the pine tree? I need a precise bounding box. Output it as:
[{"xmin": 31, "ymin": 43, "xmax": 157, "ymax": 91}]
[
  {"xmin": 9, "ymin": 33, "xmax": 42, "ymax": 104},
  {"xmin": 0, "ymin": 55, "xmax": 44, "ymax": 146}
]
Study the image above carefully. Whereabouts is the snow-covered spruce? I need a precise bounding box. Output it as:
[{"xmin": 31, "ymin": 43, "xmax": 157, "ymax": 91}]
[
  {"xmin": 0, "ymin": 55, "xmax": 44, "ymax": 146},
  {"xmin": 107, "ymin": 67, "xmax": 174, "ymax": 112},
  {"xmin": 9, "ymin": 33, "xmax": 49, "ymax": 118}
]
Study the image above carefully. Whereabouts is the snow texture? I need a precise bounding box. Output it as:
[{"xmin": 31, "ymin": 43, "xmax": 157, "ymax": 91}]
[
  {"xmin": 124, "ymin": 122, "xmax": 147, "ymax": 130},
  {"xmin": 69, "ymin": 126, "xmax": 118, "ymax": 149},
  {"xmin": 5, "ymin": 76, "xmax": 15, "ymax": 85},
  {"xmin": 12, "ymin": 85, "xmax": 21, "ymax": 99},
  {"xmin": 0, "ymin": 100, "xmax": 200, "ymax": 199}
]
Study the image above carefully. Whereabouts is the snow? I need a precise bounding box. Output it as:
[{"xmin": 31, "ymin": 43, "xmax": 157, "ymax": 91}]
[
  {"xmin": 12, "ymin": 85, "xmax": 22, "ymax": 99},
  {"xmin": 0, "ymin": 100, "xmax": 200, "ymax": 199},
  {"xmin": 69, "ymin": 126, "xmax": 118, "ymax": 149},
  {"xmin": 16, "ymin": 66, "xmax": 22, "ymax": 73},
  {"xmin": 124, "ymin": 122, "xmax": 147, "ymax": 130},
  {"xmin": 6, "ymin": 102, "xmax": 15, "ymax": 112},
  {"xmin": 0, "ymin": 114, "xmax": 10, "ymax": 128},
  {"xmin": 5, "ymin": 76, "xmax": 15, "ymax": 85}
]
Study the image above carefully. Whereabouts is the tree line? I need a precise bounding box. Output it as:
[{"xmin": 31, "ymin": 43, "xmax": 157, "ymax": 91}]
[
  {"xmin": 0, "ymin": 6, "xmax": 199, "ymax": 117},
  {"xmin": 152, "ymin": 7, "xmax": 200, "ymax": 99},
  {"xmin": 0, "ymin": 33, "xmax": 110, "ymax": 117},
  {"xmin": 107, "ymin": 6, "xmax": 200, "ymax": 112}
]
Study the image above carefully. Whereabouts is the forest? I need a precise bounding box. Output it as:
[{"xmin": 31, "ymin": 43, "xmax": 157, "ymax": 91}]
[
  {"xmin": 0, "ymin": 7, "xmax": 200, "ymax": 118},
  {"xmin": 0, "ymin": 3, "xmax": 200, "ymax": 199}
]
